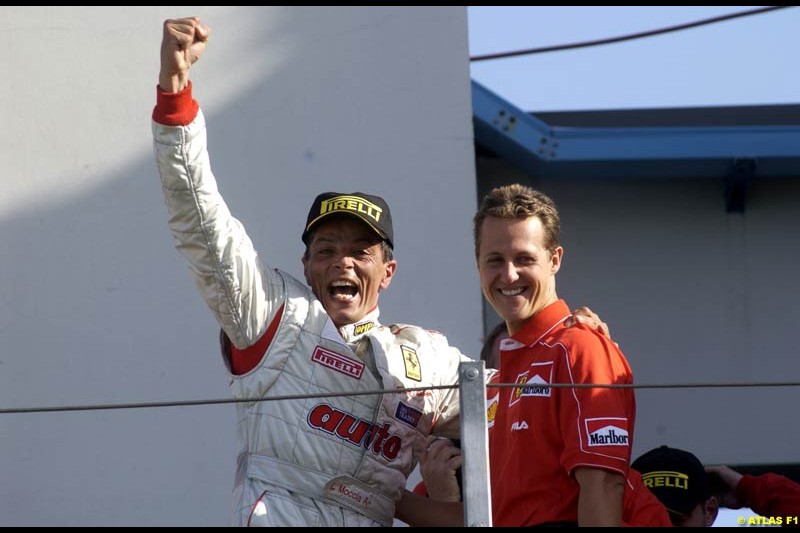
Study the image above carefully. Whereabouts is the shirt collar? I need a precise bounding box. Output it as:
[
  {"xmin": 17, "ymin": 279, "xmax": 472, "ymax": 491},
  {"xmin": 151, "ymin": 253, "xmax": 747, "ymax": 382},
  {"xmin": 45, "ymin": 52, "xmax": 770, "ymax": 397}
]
[
  {"xmin": 338, "ymin": 307, "xmax": 382, "ymax": 342},
  {"xmin": 511, "ymin": 299, "xmax": 571, "ymax": 347}
]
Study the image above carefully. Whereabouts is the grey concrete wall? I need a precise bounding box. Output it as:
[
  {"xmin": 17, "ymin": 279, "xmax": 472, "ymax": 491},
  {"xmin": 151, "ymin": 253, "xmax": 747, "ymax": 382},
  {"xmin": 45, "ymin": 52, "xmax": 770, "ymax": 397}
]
[
  {"xmin": 0, "ymin": 6, "xmax": 479, "ymax": 526},
  {"xmin": 478, "ymin": 155, "xmax": 800, "ymax": 467}
]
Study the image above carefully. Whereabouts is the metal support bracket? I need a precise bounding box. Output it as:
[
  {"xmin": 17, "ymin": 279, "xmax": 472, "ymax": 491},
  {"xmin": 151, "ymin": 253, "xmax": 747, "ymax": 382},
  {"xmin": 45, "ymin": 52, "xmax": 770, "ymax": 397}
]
[{"xmin": 725, "ymin": 158, "xmax": 756, "ymax": 213}]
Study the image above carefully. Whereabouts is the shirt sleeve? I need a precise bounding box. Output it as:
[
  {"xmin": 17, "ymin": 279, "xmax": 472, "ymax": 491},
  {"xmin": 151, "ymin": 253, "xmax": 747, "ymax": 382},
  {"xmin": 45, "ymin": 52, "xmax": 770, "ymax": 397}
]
[
  {"xmin": 736, "ymin": 473, "xmax": 800, "ymax": 518},
  {"xmin": 558, "ymin": 328, "xmax": 635, "ymax": 476},
  {"xmin": 152, "ymin": 105, "xmax": 284, "ymax": 350}
]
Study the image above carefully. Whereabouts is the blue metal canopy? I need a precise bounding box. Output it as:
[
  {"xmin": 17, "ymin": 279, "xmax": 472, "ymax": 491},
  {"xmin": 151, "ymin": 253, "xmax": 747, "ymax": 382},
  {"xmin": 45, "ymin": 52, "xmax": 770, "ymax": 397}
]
[{"xmin": 471, "ymin": 80, "xmax": 800, "ymax": 186}]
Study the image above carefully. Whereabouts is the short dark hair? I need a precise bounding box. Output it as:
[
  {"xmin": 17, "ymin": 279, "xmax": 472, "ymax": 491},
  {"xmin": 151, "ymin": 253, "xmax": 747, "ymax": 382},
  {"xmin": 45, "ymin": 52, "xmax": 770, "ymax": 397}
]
[
  {"xmin": 473, "ymin": 183, "xmax": 560, "ymax": 260},
  {"xmin": 479, "ymin": 322, "xmax": 508, "ymax": 368}
]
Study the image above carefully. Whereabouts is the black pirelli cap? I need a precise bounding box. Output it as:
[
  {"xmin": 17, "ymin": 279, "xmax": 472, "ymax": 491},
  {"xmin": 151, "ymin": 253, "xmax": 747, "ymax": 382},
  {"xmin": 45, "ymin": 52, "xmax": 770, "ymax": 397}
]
[{"xmin": 302, "ymin": 192, "xmax": 394, "ymax": 249}]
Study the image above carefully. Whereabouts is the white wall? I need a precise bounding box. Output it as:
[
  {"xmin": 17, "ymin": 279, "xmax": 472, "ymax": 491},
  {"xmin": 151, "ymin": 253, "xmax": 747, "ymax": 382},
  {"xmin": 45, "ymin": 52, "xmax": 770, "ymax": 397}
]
[
  {"xmin": 0, "ymin": 6, "xmax": 479, "ymax": 526},
  {"xmin": 478, "ymin": 156, "xmax": 800, "ymax": 468}
]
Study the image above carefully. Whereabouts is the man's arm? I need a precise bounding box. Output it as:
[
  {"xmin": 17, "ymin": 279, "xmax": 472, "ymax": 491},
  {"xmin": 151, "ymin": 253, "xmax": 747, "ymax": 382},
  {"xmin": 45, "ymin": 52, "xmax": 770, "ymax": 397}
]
[
  {"xmin": 559, "ymin": 330, "xmax": 632, "ymax": 526},
  {"xmin": 394, "ymin": 489, "xmax": 464, "ymax": 527},
  {"xmin": 706, "ymin": 464, "xmax": 745, "ymax": 509},
  {"xmin": 574, "ymin": 467, "xmax": 625, "ymax": 526},
  {"xmin": 707, "ymin": 465, "xmax": 800, "ymax": 517},
  {"xmin": 152, "ymin": 17, "xmax": 280, "ymax": 350}
]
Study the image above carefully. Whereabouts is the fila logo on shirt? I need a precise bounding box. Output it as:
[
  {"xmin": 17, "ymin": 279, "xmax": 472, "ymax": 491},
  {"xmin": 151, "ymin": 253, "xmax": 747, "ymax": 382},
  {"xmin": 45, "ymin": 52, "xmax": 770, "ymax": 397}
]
[
  {"xmin": 510, "ymin": 420, "xmax": 529, "ymax": 431},
  {"xmin": 585, "ymin": 417, "xmax": 630, "ymax": 447}
]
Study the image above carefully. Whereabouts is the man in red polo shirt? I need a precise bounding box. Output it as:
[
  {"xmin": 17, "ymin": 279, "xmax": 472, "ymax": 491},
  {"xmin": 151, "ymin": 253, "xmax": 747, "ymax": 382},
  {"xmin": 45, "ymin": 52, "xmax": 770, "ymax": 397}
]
[
  {"xmin": 477, "ymin": 184, "xmax": 636, "ymax": 526},
  {"xmin": 396, "ymin": 184, "xmax": 637, "ymax": 527}
]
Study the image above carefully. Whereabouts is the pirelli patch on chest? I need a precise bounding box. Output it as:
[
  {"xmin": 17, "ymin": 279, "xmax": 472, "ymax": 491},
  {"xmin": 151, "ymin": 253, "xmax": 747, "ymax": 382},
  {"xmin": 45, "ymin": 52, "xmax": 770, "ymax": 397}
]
[
  {"xmin": 400, "ymin": 345, "xmax": 421, "ymax": 381},
  {"xmin": 311, "ymin": 345, "xmax": 364, "ymax": 379}
]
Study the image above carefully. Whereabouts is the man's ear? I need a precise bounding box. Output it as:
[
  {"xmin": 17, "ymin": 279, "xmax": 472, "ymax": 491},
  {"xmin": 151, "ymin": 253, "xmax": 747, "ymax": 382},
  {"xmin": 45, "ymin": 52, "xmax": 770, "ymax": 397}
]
[
  {"xmin": 380, "ymin": 260, "xmax": 398, "ymax": 291},
  {"xmin": 704, "ymin": 496, "xmax": 720, "ymax": 526},
  {"xmin": 550, "ymin": 246, "xmax": 564, "ymax": 275},
  {"xmin": 302, "ymin": 254, "xmax": 311, "ymax": 285}
]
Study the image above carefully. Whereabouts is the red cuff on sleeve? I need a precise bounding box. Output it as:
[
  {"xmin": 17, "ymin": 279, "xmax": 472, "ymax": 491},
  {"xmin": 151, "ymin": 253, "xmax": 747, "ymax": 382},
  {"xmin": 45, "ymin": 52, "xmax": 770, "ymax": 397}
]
[{"xmin": 152, "ymin": 81, "xmax": 199, "ymax": 126}]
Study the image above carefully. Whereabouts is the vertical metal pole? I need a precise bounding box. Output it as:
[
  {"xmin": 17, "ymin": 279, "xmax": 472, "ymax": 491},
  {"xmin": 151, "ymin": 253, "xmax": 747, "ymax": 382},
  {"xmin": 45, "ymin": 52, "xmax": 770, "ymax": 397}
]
[{"xmin": 459, "ymin": 360, "xmax": 492, "ymax": 527}]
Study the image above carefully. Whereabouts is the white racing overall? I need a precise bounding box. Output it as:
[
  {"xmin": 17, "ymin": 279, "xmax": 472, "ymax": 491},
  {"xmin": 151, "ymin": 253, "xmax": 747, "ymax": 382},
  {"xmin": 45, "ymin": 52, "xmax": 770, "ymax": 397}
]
[{"xmin": 153, "ymin": 109, "xmax": 471, "ymax": 526}]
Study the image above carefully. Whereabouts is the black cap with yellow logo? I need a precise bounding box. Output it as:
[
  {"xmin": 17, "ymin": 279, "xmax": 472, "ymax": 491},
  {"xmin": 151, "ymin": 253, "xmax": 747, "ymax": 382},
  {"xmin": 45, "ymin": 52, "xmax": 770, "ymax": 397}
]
[
  {"xmin": 302, "ymin": 192, "xmax": 394, "ymax": 249},
  {"xmin": 632, "ymin": 445, "xmax": 711, "ymax": 517}
]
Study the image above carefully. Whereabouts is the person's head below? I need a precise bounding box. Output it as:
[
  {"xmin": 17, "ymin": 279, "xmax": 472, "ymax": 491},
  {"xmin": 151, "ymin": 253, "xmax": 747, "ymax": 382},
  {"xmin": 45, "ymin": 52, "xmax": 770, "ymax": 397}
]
[
  {"xmin": 473, "ymin": 183, "xmax": 563, "ymax": 335},
  {"xmin": 479, "ymin": 321, "xmax": 509, "ymax": 370},
  {"xmin": 632, "ymin": 445, "xmax": 719, "ymax": 527},
  {"xmin": 301, "ymin": 192, "xmax": 397, "ymax": 328}
]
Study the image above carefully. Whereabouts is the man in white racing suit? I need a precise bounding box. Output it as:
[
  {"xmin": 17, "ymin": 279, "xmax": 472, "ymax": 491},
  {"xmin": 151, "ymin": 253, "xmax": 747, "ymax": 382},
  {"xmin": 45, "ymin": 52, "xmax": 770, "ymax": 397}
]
[
  {"xmin": 152, "ymin": 16, "xmax": 472, "ymax": 527},
  {"xmin": 152, "ymin": 16, "xmax": 605, "ymax": 527}
]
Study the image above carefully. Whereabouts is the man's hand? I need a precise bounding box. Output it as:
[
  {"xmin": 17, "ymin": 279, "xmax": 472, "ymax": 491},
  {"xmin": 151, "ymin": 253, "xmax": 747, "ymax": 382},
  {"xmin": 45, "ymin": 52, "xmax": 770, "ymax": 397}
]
[
  {"xmin": 564, "ymin": 306, "xmax": 610, "ymax": 339},
  {"xmin": 705, "ymin": 465, "xmax": 744, "ymax": 509},
  {"xmin": 159, "ymin": 17, "xmax": 210, "ymax": 93},
  {"xmin": 419, "ymin": 437, "xmax": 462, "ymax": 502}
]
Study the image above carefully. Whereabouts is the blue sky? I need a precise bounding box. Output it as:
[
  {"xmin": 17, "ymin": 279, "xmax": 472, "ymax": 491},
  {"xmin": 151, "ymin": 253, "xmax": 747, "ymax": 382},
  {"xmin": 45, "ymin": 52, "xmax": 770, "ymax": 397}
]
[
  {"xmin": 467, "ymin": 6, "xmax": 799, "ymax": 112},
  {"xmin": 466, "ymin": 6, "xmax": 790, "ymax": 527}
]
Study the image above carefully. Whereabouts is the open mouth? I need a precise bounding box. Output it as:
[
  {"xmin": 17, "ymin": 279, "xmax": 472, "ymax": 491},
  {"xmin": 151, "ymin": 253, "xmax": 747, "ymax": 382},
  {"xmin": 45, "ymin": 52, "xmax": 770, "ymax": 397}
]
[{"xmin": 329, "ymin": 280, "xmax": 359, "ymax": 301}]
